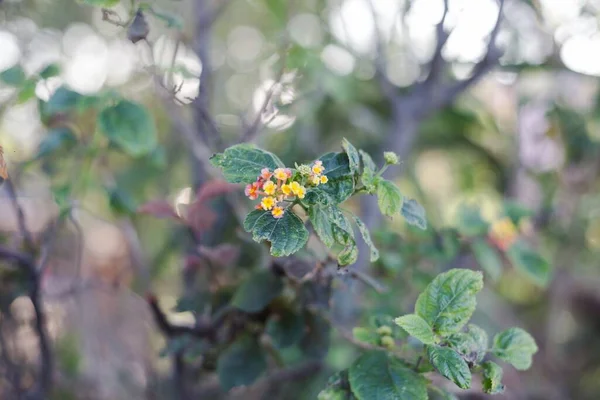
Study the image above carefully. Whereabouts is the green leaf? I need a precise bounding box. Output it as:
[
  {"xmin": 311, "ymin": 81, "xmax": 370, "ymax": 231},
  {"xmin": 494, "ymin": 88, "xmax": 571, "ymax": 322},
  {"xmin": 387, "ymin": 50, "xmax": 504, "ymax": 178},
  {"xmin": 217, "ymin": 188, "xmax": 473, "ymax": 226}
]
[
  {"xmin": 351, "ymin": 214, "xmax": 379, "ymax": 262},
  {"xmin": 348, "ymin": 351, "xmax": 428, "ymax": 400},
  {"xmin": 300, "ymin": 313, "xmax": 330, "ymax": 359},
  {"xmin": 427, "ymin": 346, "xmax": 471, "ymax": 389},
  {"xmin": 394, "ymin": 314, "xmax": 436, "ymax": 345},
  {"xmin": 309, "ymin": 205, "xmax": 336, "ymax": 247},
  {"xmin": 471, "ymin": 238, "xmax": 503, "ymax": 281},
  {"xmin": 98, "ymin": 100, "xmax": 157, "ymax": 157},
  {"xmin": 244, "ymin": 209, "xmax": 309, "ymax": 257},
  {"xmin": 44, "ymin": 87, "xmax": 83, "ymax": 115},
  {"xmin": 502, "ymin": 201, "xmax": 533, "ymax": 225},
  {"xmin": 77, "ymin": 0, "xmax": 120, "ymax": 7},
  {"xmin": 359, "ymin": 149, "xmax": 377, "ymax": 172},
  {"xmin": 506, "ymin": 242, "xmax": 550, "ymax": 287},
  {"xmin": 352, "ymin": 327, "xmax": 380, "ymax": 346},
  {"xmin": 342, "ymin": 138, "xmax": 360, "ymax": 176},
  {"xmin": 415, "ymin": 269, "xmax": 483, "ymax": 336},
  {"xmin": 492, "ymin": 327, "xmax": 538, "ymax": 370},
  {"xmin": 456, "ymin": 204, "xmax": 488, "ymax": 236},
  {"xmin": 264, "ymin": 0, "xmax": 287, "ymax": 26},
  {"xmin": 0, "ymin": 65, "xmax": 25, "ymax": 86},
  {"xmin": 36, "ymin": 128, "xmax": 77, "ymax": 159},
  {"xmin": 107, "ymin": 186, "xmax": 137, "ymax": 215},
  {"xmin": 338, "ymin": 244, "xmax": 358, "ymax": 265},
  {"xmin": 377, "ymin": 179, "xmax": 402, "ymax": 217},
  {"xmin": 210, "ymin": 144, "xmax": 284, "ymax": 184},
  {"xmin": 17, "ymin": 79, "xmax": 37, "ymax": 103},
  {"xmin": 231, "ymin": 270, "xmax": 283, "ymax": 313},
  {"xmin": 217, "ymin": 335, "xmax": 267, "ymax": 391},
  {"xmin": 305, "ymin": 152, "xmax": 354, "ymax": 205},
  {"xmin": 265, "ymin": 309, "xmax": 305, "ymax": 348},
  {"xmin": 39, "ymin": 64, "xmax": 61, "ymax": 79},
  {"xmin": 445, "ymin": 324, "xmax": 488, "ymax": 364},
  {"xmin": 482, "ymin": 361, "xmax": 505, "ymax": 394},
  {"xmin": 401, "ymin": 199, "xmax": 427, "ymax": 230},
  {"xmin": 318, "ymin": 371, "xmax": 356, "ymax": 400}
]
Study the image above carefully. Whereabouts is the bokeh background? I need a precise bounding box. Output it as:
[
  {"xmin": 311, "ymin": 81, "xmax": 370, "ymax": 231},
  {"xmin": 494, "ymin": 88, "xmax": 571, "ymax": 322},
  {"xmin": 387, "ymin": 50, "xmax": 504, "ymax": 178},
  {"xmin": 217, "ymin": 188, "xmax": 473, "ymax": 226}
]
[{"xmin": 1, "ymin": 0, "xmax": 600, "ymax": 399}]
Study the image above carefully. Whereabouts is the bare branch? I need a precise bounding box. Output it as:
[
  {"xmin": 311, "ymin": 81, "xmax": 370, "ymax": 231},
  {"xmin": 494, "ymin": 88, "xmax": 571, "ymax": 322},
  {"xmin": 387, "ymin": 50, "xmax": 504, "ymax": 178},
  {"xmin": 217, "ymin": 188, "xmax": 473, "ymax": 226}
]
[
  {"xmin": 421, "ymin": 0, "xmax": 450, "ymax": 89},
  {"xmin": 4, "ymin": 179, "xmax": 33, "ymax": 250}
]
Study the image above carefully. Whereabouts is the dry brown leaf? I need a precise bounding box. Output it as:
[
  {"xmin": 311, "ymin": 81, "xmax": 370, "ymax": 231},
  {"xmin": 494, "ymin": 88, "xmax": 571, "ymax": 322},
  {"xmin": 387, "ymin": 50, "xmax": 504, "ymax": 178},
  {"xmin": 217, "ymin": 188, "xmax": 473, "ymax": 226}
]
[{"xmin": 0, "ymin": 145, "xmax": 8, "ymax": 180}]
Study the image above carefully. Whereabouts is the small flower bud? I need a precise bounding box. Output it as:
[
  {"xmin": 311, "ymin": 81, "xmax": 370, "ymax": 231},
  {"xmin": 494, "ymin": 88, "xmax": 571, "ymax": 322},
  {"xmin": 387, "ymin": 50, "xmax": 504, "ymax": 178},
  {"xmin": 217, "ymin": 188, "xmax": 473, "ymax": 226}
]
[
  {"xmin": 384, "ymin": 151, "xmax": 399, "ymax": 165},
  {"xmin": 297, "ymin": 164, "xmax": 311, "ymax": 176},
  {"xmin": 376, "ymin": 326, "xmax": 393, "ymax": 336},
  {"xmin": 380, "ymin": 335, "xmax": 395, "ymax": 349}
]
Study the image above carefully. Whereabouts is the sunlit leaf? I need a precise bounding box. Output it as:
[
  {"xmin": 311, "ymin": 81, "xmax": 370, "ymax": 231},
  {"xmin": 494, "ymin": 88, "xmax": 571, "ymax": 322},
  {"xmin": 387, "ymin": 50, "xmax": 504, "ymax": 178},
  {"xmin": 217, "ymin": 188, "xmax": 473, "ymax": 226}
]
[
  {"xmin": 244, "ymin": 209, "xmax": 309, "ymax": 257},
  {"xmin": 98, "ymin": 99, "xmax": 158, "ymax": 157},
  {"xmin": 394, "ymin": 314, "xmax": 436, "ymax": 345},
  {"xmin": 415, "ymin": 269, "xmax": 483, "ymax": 336},
  {"xmin": 377, "ymin": 179, "xmax": 402, "ymax": 217},
  {"xmin": 492, "ymin": 327, "xmax": 538, "ymax": 370},
  {"xmin": 482, "ymin": 361, "xmax": 504, "ymax": 394}
]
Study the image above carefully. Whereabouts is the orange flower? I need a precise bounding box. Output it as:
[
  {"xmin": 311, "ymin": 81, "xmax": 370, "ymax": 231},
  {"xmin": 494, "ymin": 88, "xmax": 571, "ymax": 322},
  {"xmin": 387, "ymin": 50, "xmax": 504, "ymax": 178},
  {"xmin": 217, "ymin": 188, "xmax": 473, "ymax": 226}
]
[
  {"xmin": 272, "ymin": 206, "xmax": 285, "ymax": 218},
  {"xmin": 489, "ymin": 217, "xmax": 518, "ymax": 251},
  {"xmin": 274, "ymin": 168, "xmax": 290, "ymax": 181},
  {"xmin": 260, "ymin": 168, "xmax": 272, "ymax": 180},
  {"xmin": 244, "ymin": 182, "xmax": 260, "ymax": 200}
]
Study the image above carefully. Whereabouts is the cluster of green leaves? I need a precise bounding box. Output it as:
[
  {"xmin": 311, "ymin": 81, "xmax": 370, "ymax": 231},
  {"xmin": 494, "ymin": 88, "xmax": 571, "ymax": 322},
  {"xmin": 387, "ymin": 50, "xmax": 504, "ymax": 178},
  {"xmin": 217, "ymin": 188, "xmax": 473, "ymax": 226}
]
[
  {"xmin": 320, "ymin": 269, "xmax": 538, "ymax": 399},
  {"xmin": 210, "ymin": 139, "xmax": 426, "ymax": 265},
  {"xmin": 1, "ymin": 63, "xmax": 60, "ymax": 104},
  {"xmin": 456, "ymin": 204, "xmax": 550, "ymax": 286}
]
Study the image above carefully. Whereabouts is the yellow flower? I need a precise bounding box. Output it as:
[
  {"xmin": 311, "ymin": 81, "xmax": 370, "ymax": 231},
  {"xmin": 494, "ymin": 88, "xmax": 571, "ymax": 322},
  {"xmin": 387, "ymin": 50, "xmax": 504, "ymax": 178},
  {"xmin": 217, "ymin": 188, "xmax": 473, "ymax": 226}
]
[
  {"xmin": 261, "ymin": 196, "xmax": 276, "ymax": 210},
  {"xmin": 312, "ymin": 161, "xmax": 324, "ymax": 175},
  {"xmin": 281, "ymin": 183, "xmax": 293, "ymax": 196},
  {"xmin": 274, "ymin": 168, "xmax": 290, "ymax": 181},
  {"xmin": 290, "ymin": 181, "xmax": 306, "ymax": 199},
  {"xmin": 310, "ymin": 175, "xmax": 320, "ymax": 186},
  {"xmin": 263, "ymin": 180, "xmax": 276, "ymax": 195},
  {"xmin": 320, "ymin": 175, "xmax": 328, "ymax": 184},
  {"xmin": 489, "ymin": 217, "xmax": 518, "ymax": 250},
  {"xmin": 272, "ymin": 206, "xmax": 285, "ymax": 219}
]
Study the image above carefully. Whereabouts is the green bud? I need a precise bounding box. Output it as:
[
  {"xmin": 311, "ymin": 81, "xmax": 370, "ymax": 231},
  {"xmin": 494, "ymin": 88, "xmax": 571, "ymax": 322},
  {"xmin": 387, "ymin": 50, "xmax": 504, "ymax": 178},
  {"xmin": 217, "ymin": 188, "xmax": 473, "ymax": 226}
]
[
  {"xmin": 380, "ymin": 335, "xmax": 395, "ymax": 348},
  {"xmin": 376, "ymin": 326, "xmax": 393, "ymax": 336},
  {"xmin": 384, "ymin": 151, "xmax": 399, "ymax": 165},
  {"xmin": 297, "ymin": 164, "xmax": 312, "ymax": 176}
]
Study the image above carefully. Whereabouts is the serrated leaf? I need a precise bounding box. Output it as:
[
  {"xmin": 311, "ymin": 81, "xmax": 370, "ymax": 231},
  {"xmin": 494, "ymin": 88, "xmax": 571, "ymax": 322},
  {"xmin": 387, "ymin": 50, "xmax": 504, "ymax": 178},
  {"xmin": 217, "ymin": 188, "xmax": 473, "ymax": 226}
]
[
  {"xmin": 309, "ymin": 205, "xmax": 336, "ymax": 247},
  {"xmin": 349, "ymin": 351, "xmax": 428, "ymax": 400},
  {"xmin": 351, "ymin": 214, "xmax": 379, "ymax": 262},
  {"xmin": 210, "ymin": 144, "xmax": 284, "ymax": 184},
  {"xmin": 445, "ymin": 324, "xmax": 488, "ymax": 364},
  {"xmin": 482, "ymin": 361, "xmax": 504, "ymax": 394},
  {"xmin": 401, "ymin": 198, "xmax": 427, "ymax": 229},
  {"xmin": 471, "ymin": 238, "xmax": 503, "ymax": 281},
  {"xmin": 243, "ymin": 209, "xmax": 309, "ymax": 257},
  {"xmin": 0, "ymin": 65, "xmax": 25, "ymax": 86},
  {"xmin": 352, "ymin": 327, "xmax": 380, "ymax": 346},
  {"xmin": 266, "ymin": 309, "xmax": 305, "ymax": 348},
  {"xmin": 217, "ymin": 335, "xmax": 267, "ymax": 391},
  {"xmin": 506, "ymin": 242, "xmax": 550, "ymax": 287},
  {"xmin": 394, "ymin": 314, "xmax": 436, "ymax": 345},
  {"xmin": 98, "ymin": 99, "xmax": 157, "ymax": 157},
  {"xmin": 39, "ymin": 64, "xmax": 61, "ymax": 79},
  {"xmin": 231, "ymin": 270, "xmax": 283, "ymax": 313},
  {"xmin": 342, "ymin": 138, "xmax": 360, "ymax": 175},
  {"xmin": 492, "ymin": 327, "xmax": 538, "ymax": 370},
  {"xmin": 359, "ymin": 149, "xmax": 377, "ymax": 172},
  {"xmin": 415, "ymin": 269, "xmax": 484, "ymax": 336},
  {"xmin": 427, "ymin": 346, "xmax": 471, "ymax": 389},
  {"xmin": 377, "ymin": 179, "xmax": 402, "ymax": 217}
]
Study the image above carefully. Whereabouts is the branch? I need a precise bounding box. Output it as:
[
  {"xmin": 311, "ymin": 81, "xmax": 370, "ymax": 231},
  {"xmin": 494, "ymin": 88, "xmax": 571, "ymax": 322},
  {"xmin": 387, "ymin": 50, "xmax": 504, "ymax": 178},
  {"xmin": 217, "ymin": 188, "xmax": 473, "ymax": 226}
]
[
  {"xmin": 4, "ymin": 179, "xmax": 33, "ymax": 250},
  {"xmin": 421, "ymin": 0, "xmax": 450, "ymax": 90},
  {"xmin": 432, "ymin": 0, "xmax": 505, "ymax": 110}
]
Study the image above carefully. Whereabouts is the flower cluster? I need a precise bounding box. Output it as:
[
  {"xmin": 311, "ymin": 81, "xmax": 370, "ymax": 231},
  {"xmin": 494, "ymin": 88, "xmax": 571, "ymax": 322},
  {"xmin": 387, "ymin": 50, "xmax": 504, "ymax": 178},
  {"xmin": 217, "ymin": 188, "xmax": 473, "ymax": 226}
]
[
  {"xmin": 244, "ymin": 162, "xmax": 327, "ymax": 218},
  {"xmin": 489, "ymin": 217, "xmax": 518, "ymax": 251}
]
